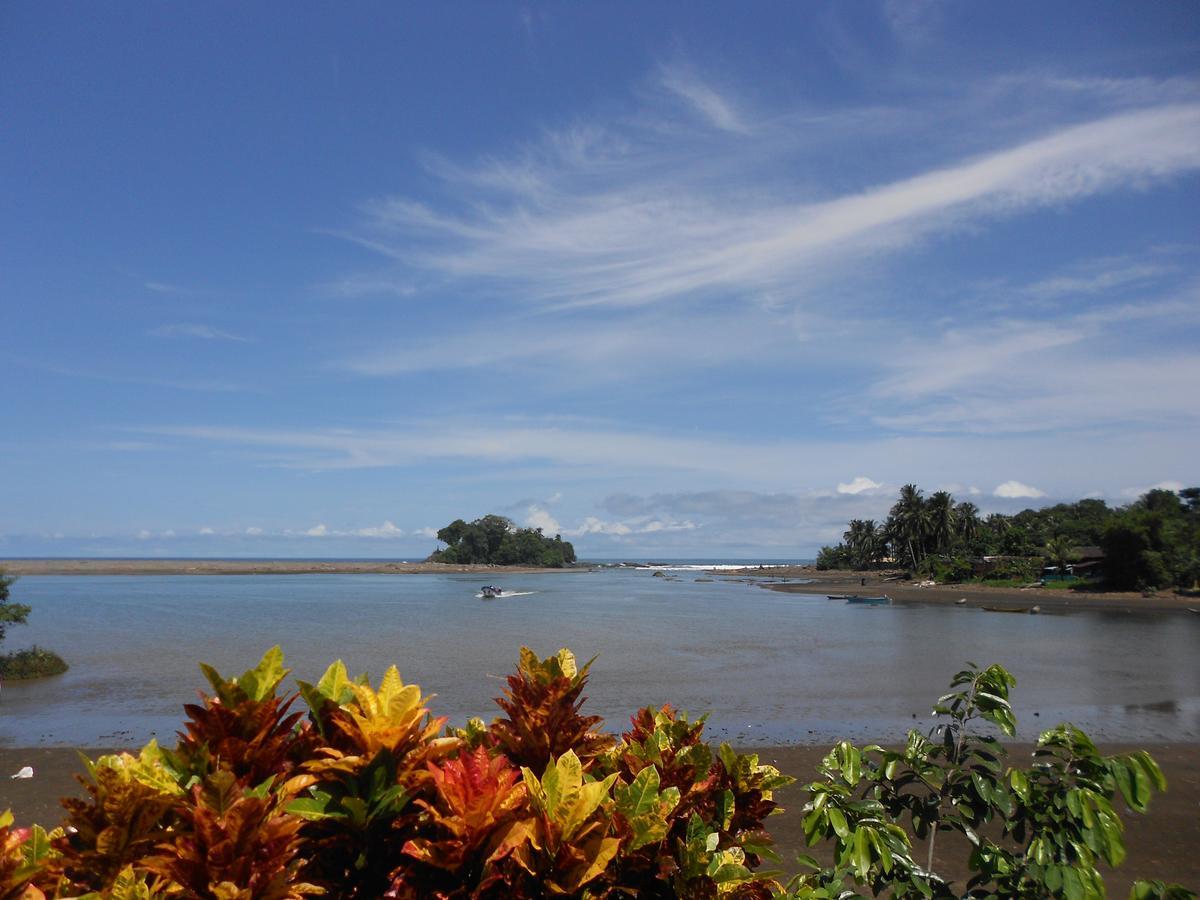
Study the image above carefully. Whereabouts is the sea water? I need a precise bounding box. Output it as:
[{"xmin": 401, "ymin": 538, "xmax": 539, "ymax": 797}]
[{"xmin": 2, "ymin": 570, "xmax": 1198, "ymax": 747}]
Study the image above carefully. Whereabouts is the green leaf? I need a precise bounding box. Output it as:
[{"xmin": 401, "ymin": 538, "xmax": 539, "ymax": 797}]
[
  {"xmin": 615, "ymin": 766, "xmax": 661, "ymax": 817},
  {"xmin": 828, "ymin": 807, "xmax": 849, "ymax": 839},
  {"xmin": 853, "ymin": 827, "xmax": 871, "ymax": 879},
  {"xmin": 287, "ymin": 795, "xmax": 338, "ymax": 821},
  {"xmin": 718, "ymin": 789, "xmax": 735, "ymax": 831}
]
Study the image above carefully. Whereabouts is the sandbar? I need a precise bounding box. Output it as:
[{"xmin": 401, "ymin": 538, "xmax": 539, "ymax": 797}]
[
  {"xmin": 0, "ymin": 559, "xmax": 589, "ymax": 577},
  {"xmin": 711, "ymin": 566, "xmax": 1199, "ymax": 613}
]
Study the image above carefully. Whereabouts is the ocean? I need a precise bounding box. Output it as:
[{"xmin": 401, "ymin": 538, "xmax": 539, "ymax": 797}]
[{"xmin": 2, "ymin": 568, "xmax": 1198, "ymax": 748}]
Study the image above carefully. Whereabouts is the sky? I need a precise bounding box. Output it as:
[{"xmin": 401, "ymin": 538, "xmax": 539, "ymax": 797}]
[{"xmin": 2, "ymin": 2, "xmax": 1198, "ymax": 559}]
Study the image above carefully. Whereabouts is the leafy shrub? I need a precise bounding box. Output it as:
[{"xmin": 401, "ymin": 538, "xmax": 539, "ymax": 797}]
[
  {"xmin": 984, "ymin": 557, "xmax": 1042, "ymax": 583},
  {"xmin": 814, "ymin": 545, "xmax": 850, "ymax": 571},
  {"xmin": 784, "ymin": 663, "xmax": 1187, "ymax": 899},
  {"xmin": 929, "ymin": 557, "xmax": 974, "ymax": 584},
  {"xmin": 6, "ymin": 646, "xmax": 791, "ymax": 898},
  {"xmin": 0, "ymin": 646, "xmax": 68, "ymax": 680},
  {"xmin": 0, "ymin": 650, "xmax": 1190, "ymax": 898}
]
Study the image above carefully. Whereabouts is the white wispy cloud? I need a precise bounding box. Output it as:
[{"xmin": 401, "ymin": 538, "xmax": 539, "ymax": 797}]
[
  {"xmin": 657, "ymin": 63, "xmax": 750, "ymax": 134},
  {"xmin": 346, "ymin": 102, "xmax": 1200, "ymax": 311},
  {"xmin": 1023, "ymin": 262, "xmax": 1173, "ymax": 301},
  {"xmin": 137, "ymin": 419, "xmax": 1199, "ymax": 499},
  {"xmin": 869, "ymin": 283, "xmax": 1200, "ymax": 433},
  {"xmin": 149, "ymin": 323, "xmax": 250, "ymax": 342},
  {"xmin": 338, "ymin": 307, "xmax": 795, "ymax": 378}
]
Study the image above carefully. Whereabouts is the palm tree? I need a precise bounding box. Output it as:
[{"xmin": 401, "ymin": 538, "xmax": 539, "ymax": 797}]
[
  {"xmin": 955, "ymin": 502, "xmax": 980, "ymax": 548},
  {"xmin": 843, "ymin": 519, "xmax": 881, "ymax": 570},
  {"xmin": 927, "ymin": 491, "xmax": 956, "ymax": 556},
  {"xmin": 889, "ymin": 484, "xmax": 931, "ymax": 571},
  {"xmin": 1044, "ymin": 535, "xmax": 1078, "ymax": 579}
]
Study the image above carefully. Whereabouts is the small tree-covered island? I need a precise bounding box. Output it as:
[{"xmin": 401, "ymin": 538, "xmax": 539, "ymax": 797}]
[{"xmin": 428, "ymin": 514, "xmax": 577, "ymax": 567}]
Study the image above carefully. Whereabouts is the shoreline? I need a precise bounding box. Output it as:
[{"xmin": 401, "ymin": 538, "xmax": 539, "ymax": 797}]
[
  {"xmin": 0, "ymin": 559, "xmax": 592, "ymax": 577},
  {"xmin": 2, "ymin": 742, "xmax": 1195, "ymax": 891},
  {"xmin": 711, "ymin": 565, "xmax": 1199, "ymax": 613}
]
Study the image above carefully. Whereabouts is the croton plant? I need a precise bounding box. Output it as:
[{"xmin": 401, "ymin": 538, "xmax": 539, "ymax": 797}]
[{"xmin": 0, "ymin": 647, "xmax": 792, "ymax": 898}]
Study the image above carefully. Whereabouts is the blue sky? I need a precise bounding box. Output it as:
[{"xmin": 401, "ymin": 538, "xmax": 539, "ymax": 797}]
[{"xmin": 2, "ymin": 2, "xmax": 1198, "ymax": 559}]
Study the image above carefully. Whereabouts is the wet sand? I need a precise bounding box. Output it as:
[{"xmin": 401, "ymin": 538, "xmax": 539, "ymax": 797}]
[
  {"xmin": 1, "ymin": 744, "xmax": 1195, "ymax": 892},
  {"xmin": 0, "ymin": 559, "xmax": 590, "ymax": 576},
  {"xmin": 714, "ymin": 566, "xmax": 1199, "ymax": 614}
]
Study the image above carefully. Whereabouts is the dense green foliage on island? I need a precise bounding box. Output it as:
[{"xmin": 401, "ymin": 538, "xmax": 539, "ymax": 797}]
[
  {"xmin": 817, "ymin": 485, "xmax": 1200, "ymax": 591},
  {"xmin": 0, "ymin": 646, "xmax": 1190, "ymax": 898},
  {"xmin": 0, "ymin": 568, "xmax": 67, "ymax": 680},
  {"xmin": 428, "ymin": 514, "xmax": 577, "ymax": 567}
]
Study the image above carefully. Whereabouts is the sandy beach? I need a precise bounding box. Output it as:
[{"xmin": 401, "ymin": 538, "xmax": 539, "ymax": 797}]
[
  {"xmin": 1, "ymin": 743, "xmax": 1195, "ymax": 892},
  {"xmin": 0, "ymin": 559, "xmax": 592, "ymax": 577},
  {"xmin": 710, "ymin": 565, "xmax": 1200, "ymax": 614}
]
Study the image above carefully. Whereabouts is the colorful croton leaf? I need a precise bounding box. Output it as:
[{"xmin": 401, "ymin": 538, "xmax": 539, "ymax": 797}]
[
  {"xmin": 51, "ymin": 741, "xmax": 185, "ymax": 894},
  {"xmin": 512, "ymin": 749, "xmax": 621, "ymax": 894},
  {"xmin": 1, "ymin": 809, "xmax": 59, "ymax": 900},
  {"xmin": 491, "ymin": 647, "xmax": 614, "ymax": 772},
  {"xmin": 292, "ymin": 662, "xmax": 458, "ymax": 896},
  {"xmin": 304, "ymin": 663, "xmax": 454, "ymax": 775},
  {"xmin": 401, "ymin": 746, "xmax": 528, "ymax": 871},
  {"xmin": 142, "ymin": 769, "xmax": 322, "ymax": 899},
  {"xmin": 611, "ymin": 765, "xmax": 681, "ymax": 852},
  {"xmin": 176, "ymin": 647, "xmax": 315, "ymax": 789}
]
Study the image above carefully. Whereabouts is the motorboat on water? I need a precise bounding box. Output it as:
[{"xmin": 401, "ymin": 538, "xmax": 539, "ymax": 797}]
[
  {"xmin": 480, "ymin": 585, "xmax": 503, "ymax": 599},
  {"xmin": 845, "ymin": 595, "xmax": 891, "ymax": 605}
]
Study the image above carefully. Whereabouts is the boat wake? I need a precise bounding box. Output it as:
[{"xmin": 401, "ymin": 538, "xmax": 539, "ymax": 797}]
[{"xmin": 476, "ymin": 590, "xmax": 536, "ymax": 599}]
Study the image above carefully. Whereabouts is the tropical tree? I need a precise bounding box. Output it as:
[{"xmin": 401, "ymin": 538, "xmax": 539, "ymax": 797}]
[
  {"xmin": 0, "ymin": 569, "xmax": 30, "ymax": 647},
  {"xmin": 955, "ymin": 501, "xmax": 980, "ymax": 548},
  {"xmin": 888, "ymin": 484, "xmax": 930, "ymax": 571},
  {"xmin": 842, "ymin": 519, "xmax": 883, "ymax": 570},
  {"xmin": 927, "ymin": 491, "xmax": 956, "ymax": 556},
  {"xmin": 1043, "ymin": 535, "xmax": 1079, "ymax": 579}
]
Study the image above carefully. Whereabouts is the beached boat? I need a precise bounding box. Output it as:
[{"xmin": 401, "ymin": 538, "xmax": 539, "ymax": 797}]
[
  {"xmin": 845, "ymin": 595, "xmax": 891, "ymax": 605},
  {"xmin": 480, "ymin": 585, "xmax": 502, "ymax": 599},
  {"xmin": 826, "ymin": 593, "xmax": 849, "ymax": 600}
]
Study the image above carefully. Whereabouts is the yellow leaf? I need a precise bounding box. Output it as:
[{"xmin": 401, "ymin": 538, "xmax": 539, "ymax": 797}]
[
  {"xmin": 562, "ymin": 835, "xmax": 621, "ymax": 892},
  {"xmin": 556, "ymin": 648, "xmax": 577, "ymax": 680},
  {"xmin": 560, "ymin": 775, "xmax": 616, "ymax": 842}
]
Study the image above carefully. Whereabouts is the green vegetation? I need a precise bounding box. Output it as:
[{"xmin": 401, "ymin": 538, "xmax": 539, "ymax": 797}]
[
  {"xmin": 429, "ymin": 514, "xmax": 577, "ymax": 567},
  {"xmin": 0, "ymin": 647, "xmax": 69, "ymax": 680},
  {"xmin": 816, "ymin": 485, "xmax": 1200, "ymax": 591},
  {"xmin": 0, "ymin": 648, "xmax": 1189, "ymax": 898},
  {"xmin": 789, "ymin": 662, "xmax": 1187, "ymax": 899},
  {"xmin": 0, "ymin": 569, "xmax": 31, "ymax": 644},
  {"xmin": 0, "ymin": 568, "xmax": 67, "ymax": 681}
]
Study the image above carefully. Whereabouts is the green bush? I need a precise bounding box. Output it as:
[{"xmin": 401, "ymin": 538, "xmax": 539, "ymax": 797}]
[
  {"xmin": 1, "ymin": 647, "xmax": 791, "ymax": 898},
  {"xmin": 814, "ymin": 544, "xmax": 850, "ymax": 570},
  {"xmin": 785, "ymin": 663, "xmax": 1188, "ymax": 899},
  {"xmin": 0, "ymin": 650, "xmax": 1190, "ymax": 898},
  {"xmin": 930, "ymin": 556, "xmax": 973, "ymax": 584},
  {"xmin": 0, "ymin": 646, "xmax": 68, "ymax": 680}
]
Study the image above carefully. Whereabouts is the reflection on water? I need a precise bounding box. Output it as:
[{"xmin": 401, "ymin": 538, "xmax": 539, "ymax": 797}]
[{"xmin": 2, "ymin": 572, "xmax": 1198, "ymax": 747}]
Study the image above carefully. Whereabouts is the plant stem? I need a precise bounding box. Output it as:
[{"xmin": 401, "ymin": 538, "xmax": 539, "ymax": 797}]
[{"xmin": 928, "ymin": 675, "xmax": 978, "ymax": 873}]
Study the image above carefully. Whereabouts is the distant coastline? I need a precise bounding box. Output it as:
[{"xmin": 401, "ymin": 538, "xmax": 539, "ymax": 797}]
[{"xmin": 0, "ymin": 558, "xmax": 592, "ymax": 576}]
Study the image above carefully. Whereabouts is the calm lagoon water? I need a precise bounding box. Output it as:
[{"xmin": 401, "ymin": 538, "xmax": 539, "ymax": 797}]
[{"xmin": 2, "ymin": 570, "xmax": 1198, "ymax": 748}]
